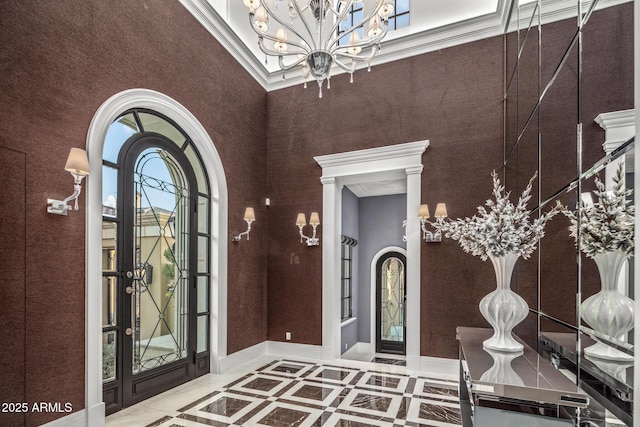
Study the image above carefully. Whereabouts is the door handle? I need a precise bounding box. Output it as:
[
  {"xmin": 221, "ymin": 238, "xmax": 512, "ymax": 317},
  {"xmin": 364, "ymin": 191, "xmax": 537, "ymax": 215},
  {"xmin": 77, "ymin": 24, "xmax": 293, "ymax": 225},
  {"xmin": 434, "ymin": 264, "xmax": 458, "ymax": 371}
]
[{"xmin": 125, "ymin": 327, "xmax": 133, "ymax": 336}]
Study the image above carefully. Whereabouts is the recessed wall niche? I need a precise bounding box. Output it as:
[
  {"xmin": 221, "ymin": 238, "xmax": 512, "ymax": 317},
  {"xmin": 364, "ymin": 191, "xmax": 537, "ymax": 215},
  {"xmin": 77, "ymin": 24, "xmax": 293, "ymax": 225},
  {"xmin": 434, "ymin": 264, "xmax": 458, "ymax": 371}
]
[{"xmin": 503, "ymin": 0, "xmax": 634, "ymax": 425}]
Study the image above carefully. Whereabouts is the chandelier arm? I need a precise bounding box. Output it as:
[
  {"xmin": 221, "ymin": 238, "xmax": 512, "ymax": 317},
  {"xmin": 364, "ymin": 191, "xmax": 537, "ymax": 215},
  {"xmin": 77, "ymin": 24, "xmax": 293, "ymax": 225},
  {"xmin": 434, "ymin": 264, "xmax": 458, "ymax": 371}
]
[
  {"xmin": 327, "ymin": 21, "xmax": 388, "ymax": 53},
  {"xmin": 322, "ymin": 0, "xmax": 355, "ymax": 50},
  {"xmin": 252, "ymin": 4, "xmax": 315, "ymax": 53},
  {"xmin": 332, "ymin": 57, "xmax": 356, "ymax": 74},
  {"xmin": 330, "ymin": 27, "xmax": 387, "ymax": 57},
  {"xmin": 325, "ymin": 0, "xmax": 385, "ymax": 50},
  {"xmin": 288, "ymin": 0, "xmax": 318, "ymax": 51},
  {"xmin": 257, "ymin": 36, "xmax": 310, "ymax": 57},
  {"xmin": 278, "ymin": 55, "xmax": 308, "ymax": 71},
  {"xmin": 334, "ymin": 44, "xmax": 379, "ymax": 63}
]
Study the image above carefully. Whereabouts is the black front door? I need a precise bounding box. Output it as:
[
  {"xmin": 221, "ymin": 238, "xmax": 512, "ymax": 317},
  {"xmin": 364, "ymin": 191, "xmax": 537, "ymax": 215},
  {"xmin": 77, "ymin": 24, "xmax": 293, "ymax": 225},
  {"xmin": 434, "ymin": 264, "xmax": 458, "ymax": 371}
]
[
  {"xmin": 104, "ymin": 133, "xmax": 198, "ymax": 413},
  {"xmin": 376, "ymin": 252, "xmax": 407, "ymax": 355}
]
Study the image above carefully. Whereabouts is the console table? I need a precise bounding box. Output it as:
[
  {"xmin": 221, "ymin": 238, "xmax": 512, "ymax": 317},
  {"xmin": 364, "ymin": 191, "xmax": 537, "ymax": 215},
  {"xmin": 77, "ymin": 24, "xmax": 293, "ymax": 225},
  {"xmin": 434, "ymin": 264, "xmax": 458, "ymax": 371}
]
[{"xmin": 457, "ymin": 327, "xmax": 589, "ymax": 426}]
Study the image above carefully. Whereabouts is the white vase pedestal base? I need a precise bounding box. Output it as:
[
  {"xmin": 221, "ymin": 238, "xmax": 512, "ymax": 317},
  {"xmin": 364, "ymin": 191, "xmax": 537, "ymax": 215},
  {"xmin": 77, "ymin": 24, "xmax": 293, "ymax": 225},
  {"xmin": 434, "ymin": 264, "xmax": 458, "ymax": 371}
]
[
  {"xmin": 479, "ymin": 253, "xmax": 528, "ymax": 353},
  {"xmin": 584, "ymin": 341, "xmax": 633, "ymax": 362}
]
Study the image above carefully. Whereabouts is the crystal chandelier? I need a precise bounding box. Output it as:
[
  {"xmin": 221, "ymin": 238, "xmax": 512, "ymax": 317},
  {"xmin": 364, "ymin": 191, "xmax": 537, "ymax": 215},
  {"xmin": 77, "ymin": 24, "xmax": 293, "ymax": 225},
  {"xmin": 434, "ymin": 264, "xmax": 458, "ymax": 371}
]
[{"xmin": 243, "ymin": 0, "xmax": 394, "ymax": 97}]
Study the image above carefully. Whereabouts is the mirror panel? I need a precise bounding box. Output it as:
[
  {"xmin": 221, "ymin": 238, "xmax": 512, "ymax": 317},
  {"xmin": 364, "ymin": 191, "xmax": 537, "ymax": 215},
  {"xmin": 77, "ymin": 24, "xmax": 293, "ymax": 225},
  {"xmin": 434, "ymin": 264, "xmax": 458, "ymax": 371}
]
[
  {"xmin": 539, "ymin": 0, "xmax": 579, "ymax": 90},
  {"xmin": 539, "ymin": 188, "xmax": 577, "ymax": 326},
  {"xmin": 539, "ymin": 39, "xmax": 578, "ymax": 203},
  {"xmin": 504, "ymin": 0, "xmax": 634, "ymax": 421}
]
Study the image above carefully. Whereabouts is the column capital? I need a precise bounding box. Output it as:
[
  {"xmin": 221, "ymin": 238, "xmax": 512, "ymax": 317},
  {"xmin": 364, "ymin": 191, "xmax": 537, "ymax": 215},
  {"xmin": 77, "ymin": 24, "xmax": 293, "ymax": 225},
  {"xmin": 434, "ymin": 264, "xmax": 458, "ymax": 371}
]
[
  {"xmin": 405, "ymin": 166, "xmax": 424, "ymax": 175},
  {"xmin": 320, "ymin": 176, "xmax": 336, "ymax": 185}
]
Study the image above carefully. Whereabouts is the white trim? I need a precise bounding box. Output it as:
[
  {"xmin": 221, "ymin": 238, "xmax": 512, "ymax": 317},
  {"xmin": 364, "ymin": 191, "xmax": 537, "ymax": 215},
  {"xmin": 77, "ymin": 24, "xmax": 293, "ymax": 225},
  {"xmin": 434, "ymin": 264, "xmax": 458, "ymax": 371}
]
[
  {"xmin": 218, "ymin": 341, "xmax": 267, "ymax": 373},
  {"xmin": 266, "ymin": 341, "xmax": 325, "ymax": 360},
  {"xmin": 342, "ymin": 342, "xmax": 375, "ymax": 361},
  {"xmin": 85, "ymin": 89, "xmax": 228, "ymax": 427},
  {"xmin": 341, "ymin": 317, "xmax": 358, "ymax": 327},
  {"xmin": 40, "ymin": 409, "xmax": 87, "ymax": 427},
  {"xmin": 315, "ymin": 141, "xmax": 428, "ymax": 369},
  {"xmin": 419, "ymin": 356, "xmax": 460, "ymax": 381},
  {"xmin": 369, "ymin": 246, "xmax": 408, "ymax": 358},
  {"xmin": 595, "ymin": 109, "xmax": 636, "ymax": 154}
]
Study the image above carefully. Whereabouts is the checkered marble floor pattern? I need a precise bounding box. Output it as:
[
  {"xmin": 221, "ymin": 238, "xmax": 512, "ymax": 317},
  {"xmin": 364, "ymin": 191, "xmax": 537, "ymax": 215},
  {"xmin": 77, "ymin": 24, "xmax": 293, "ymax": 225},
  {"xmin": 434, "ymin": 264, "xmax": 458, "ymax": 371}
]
[{"xmin": 146, "ymin": 359, "xmax": 461, "ymax": 427}]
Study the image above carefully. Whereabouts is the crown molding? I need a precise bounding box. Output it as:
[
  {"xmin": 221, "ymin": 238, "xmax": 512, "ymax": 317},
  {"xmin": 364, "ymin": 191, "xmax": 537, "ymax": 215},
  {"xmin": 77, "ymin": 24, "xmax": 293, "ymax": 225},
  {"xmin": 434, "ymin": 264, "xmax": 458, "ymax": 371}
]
[{"xmin": 180, "ymin": 0, "xmax": 632, "ymax": 92}]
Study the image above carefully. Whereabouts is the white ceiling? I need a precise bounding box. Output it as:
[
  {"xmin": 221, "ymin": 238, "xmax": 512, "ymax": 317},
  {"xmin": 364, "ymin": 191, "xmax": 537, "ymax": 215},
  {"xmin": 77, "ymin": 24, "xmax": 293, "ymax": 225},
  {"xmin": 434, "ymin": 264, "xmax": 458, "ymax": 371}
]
[{"xmin": 179, "ymin": 0, "xmax": 629, "ymax": 92}]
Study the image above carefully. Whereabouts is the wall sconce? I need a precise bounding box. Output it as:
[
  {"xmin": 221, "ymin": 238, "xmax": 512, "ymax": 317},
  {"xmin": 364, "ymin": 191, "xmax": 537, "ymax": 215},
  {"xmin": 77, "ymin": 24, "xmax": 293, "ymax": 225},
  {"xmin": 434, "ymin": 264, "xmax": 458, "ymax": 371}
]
[
  {"xmin": 296, "ymin": 211, "xmax": 320, "ymax": 246},
  {"xmin": 232, "ymin": 207, "xmax": 255, "ymax": 242},
  {"xmin": 47, "ymin": 148, "xmax": 91, "ymax": 215},
  {"xmin": 418, "ymin": 203, "xmax": 448, "ymax": 243}
]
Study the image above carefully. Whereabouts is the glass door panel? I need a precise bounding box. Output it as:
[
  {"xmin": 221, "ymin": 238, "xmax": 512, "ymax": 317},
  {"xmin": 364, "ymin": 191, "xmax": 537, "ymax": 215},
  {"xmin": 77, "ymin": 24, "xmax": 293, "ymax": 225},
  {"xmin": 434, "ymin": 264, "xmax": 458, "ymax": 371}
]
[
  {"xmin": 376, "ymin": 252, "xmax": 406, "ymax": 354},
  {"xmin": 131, "ymin": 148, "xmax": 190, "ymax": 374}
]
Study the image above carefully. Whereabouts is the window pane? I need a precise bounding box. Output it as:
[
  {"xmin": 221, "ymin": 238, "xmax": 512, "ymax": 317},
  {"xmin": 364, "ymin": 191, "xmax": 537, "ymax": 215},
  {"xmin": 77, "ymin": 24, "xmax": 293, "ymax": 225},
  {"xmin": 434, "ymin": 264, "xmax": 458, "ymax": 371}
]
[
  {"xmin": 138, "ymin": 112, "xmax": 186, "ymax": 147},
  {"xmin": 103, "ymin": 331, "xmax": 117, "ymax": 382},
  {"xmin": 198, "ymin": 236, "xmax": 209, "ymax": 273},
  {"xmin": 184, "ymin": 144, "xmax": 209, "ymax": 196},
  {"xmin": 395, "ymin": 0, "xmax": 410, "ymax": 14},
  {"xmin": 102, "ymin": 276, "xmax": 117, "ymax": 327},
  {"xmin": 395, "ymin": 13, "xmax": 410, "ymax": 29},
  {"xmin": 197, "ymin": 315, "xmax": 208, "ymax": 353},
  {"xmin": 102, "ymin": 222, "xmax": 117, "ymax": 271},
  {"xmin": 198, "ymin": 196, "xmax": 209, "ymax": 233},
  {"xmin": 388, "ymin": 17, "xmax": 396, "ymax": 30},
  {"xmin": 102, "ymin": 165, "xmax": 118, "ymax": 218},
  {"xmin": 197, "ymin": 276, "xmax": 208, "ymax": 313},
  {"xmin": 103, "ymin": 113, "xmax": 138, "ymax": 163}
]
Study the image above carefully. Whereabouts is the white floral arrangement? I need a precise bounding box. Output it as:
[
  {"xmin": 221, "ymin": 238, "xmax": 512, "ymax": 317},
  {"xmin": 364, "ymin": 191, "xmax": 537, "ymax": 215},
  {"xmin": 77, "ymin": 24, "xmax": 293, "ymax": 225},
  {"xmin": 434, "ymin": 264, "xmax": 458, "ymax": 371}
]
[
  {"xmin": 562, "ymin": 163, "xmax": 634, "ymax": 258},
  {"xmin": 434, "ymin": 171, "xmax": 561, "ymax": 261}
]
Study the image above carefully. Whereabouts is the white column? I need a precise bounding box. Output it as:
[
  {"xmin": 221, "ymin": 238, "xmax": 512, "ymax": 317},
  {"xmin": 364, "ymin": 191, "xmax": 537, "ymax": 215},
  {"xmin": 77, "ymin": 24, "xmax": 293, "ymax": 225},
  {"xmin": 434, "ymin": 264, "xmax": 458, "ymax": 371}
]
[
  {"xmin": 405, "ymin": 166, "xmax": 423, "ymax": 370},
  {"xmin": 321, "ymin": 176, "xmax": 341, "ymax": 360}
]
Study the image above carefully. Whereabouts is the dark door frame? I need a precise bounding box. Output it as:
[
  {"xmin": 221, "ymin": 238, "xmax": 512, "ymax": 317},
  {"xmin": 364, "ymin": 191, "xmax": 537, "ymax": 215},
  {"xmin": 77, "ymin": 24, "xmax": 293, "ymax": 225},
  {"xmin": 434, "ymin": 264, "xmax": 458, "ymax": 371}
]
[
  {"xmin": 105, "ymin": 132, "xmax": 199, "ymax": 413},
  {"xmin": 375, "ymin": 251, "xmax": 407, "ymax": 355}
]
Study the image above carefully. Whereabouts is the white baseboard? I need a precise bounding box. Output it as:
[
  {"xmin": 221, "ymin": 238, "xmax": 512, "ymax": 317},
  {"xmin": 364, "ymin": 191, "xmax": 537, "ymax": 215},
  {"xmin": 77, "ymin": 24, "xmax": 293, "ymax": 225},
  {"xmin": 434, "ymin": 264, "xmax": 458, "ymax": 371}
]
[
  {"xmin": 41, "ymin": 408, "xmax": 87, "ymax": 427},
  {"xmin": 420, "ymin": 356, "xmax": 459, "ymax": 380},
  {"xmin": 342, "ymin": 342, "xmax": 374, "ymax": 361},
  {"xmin": 266, "ymin": 341, "xmax": 324, "ymax": 360},
  {"xmin": 218, "ymin": 341, "xmax": 267, "ymax": 373}
]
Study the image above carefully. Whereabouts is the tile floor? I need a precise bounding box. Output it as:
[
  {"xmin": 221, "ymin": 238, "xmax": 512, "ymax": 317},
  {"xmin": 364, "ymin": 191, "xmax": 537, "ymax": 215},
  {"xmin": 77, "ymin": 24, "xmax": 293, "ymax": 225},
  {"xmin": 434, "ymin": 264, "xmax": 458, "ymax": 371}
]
[{"xmin": 106, "ymin": 356, "xmax": 461, "ymax": 427}]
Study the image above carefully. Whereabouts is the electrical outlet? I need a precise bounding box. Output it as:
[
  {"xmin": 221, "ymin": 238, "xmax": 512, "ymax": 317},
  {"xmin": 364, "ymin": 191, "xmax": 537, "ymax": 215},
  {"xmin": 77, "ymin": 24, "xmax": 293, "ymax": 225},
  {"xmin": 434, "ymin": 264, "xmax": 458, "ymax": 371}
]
[
  {"xmin": 285, "ymin": 332, "xmax": 291, "ymax": 341},
  {"xmin": 345, "ymin": 343, "xmax": 348, "ymax": 349}
]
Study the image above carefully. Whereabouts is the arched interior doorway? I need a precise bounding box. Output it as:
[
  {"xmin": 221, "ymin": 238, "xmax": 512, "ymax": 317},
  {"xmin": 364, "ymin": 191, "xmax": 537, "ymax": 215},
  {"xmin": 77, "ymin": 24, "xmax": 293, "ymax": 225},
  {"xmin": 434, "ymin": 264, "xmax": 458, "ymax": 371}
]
[
  {"xmin": 85, "ymin": 89, "xmax": 228, "ymax": 424},
  {"xmin": 375, "ymin": 251, "xmax": 407, "ymax": 355}
]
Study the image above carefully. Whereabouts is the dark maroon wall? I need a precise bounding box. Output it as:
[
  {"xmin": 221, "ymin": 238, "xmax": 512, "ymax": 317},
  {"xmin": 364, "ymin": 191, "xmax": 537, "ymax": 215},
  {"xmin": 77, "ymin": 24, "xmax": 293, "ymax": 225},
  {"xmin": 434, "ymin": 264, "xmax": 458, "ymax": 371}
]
[
  {"xmin": 266, "ymin": 36, "xmax": 506, "ymax": 356},
  {"xmin": 0, "ymin": 2, "xmax": 267, "ymax": 425}
]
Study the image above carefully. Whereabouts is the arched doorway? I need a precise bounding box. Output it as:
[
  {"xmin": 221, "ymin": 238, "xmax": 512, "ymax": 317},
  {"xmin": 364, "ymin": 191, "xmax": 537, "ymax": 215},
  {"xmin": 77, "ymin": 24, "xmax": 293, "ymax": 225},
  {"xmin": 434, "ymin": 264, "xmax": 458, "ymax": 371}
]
[
  {"xmin": 101, "ymin": 111, "xmax": 212, "ymax": 413},
  {"xmin": 375, "ymin": 251, "xmax": 407, "ymax": 355},
  {"xmin": 85, "ymin": 89, "xmax": 228, "ymax": 424}
]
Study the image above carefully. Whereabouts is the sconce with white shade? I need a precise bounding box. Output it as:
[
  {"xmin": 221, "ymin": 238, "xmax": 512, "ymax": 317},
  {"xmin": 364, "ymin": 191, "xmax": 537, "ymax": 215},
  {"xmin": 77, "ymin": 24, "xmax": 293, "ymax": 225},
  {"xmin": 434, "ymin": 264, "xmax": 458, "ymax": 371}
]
[
  {"xmin": 47, "ymin": 148, "xmax": 91, "ymax": 215},
  {"xmin": 296, "ymin": 211, "xmax": 320, "ymax": 246},
  {"xmin": 232, "ymin": 207, "xmax": 256, "ymax": 242},
  {"xmin": 418, "ymin": 203, "xmax": 448, "ymax": 243}
]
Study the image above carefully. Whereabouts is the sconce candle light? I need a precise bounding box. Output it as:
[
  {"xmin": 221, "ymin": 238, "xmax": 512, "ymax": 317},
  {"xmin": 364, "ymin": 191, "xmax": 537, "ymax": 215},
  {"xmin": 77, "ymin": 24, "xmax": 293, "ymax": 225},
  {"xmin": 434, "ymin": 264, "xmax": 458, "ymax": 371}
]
[
  {"xmin": 47, "ymin": 148, "xmax": 91, "ymax": 215},
  {"xmin": 418, "ymin": 203, "xmax": 448, "ymax": 243},
  {"xmin": 296, "ymin": 211, "xmax": 320, "ymax": 246},
  {"xmin": 232, "ymin": 207, "xmax": 255, "ymax": 242}
]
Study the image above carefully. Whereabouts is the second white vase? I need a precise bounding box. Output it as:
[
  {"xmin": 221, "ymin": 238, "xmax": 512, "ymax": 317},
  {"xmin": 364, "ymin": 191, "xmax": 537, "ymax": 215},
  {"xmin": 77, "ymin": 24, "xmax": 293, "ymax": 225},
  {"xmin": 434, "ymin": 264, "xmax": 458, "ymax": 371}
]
[
  {"xmin": 479, "ymin": 253, "xmax": 529, "ymax": 352},
  {"xmin": 581, "ymin": 250, "xmax": 634, "ymax": 361}
]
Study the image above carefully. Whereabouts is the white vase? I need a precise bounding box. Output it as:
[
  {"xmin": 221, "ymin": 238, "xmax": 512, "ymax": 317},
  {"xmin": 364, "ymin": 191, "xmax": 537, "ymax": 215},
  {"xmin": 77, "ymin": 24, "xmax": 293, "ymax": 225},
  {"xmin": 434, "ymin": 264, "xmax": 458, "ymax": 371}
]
[
  {"xmin": 581, "ymin": 250, "xmax": 634, "ymax": 362},
  {"xmin": 479, "ymin": 253, "xmax": 529, "ymax": 352}
]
